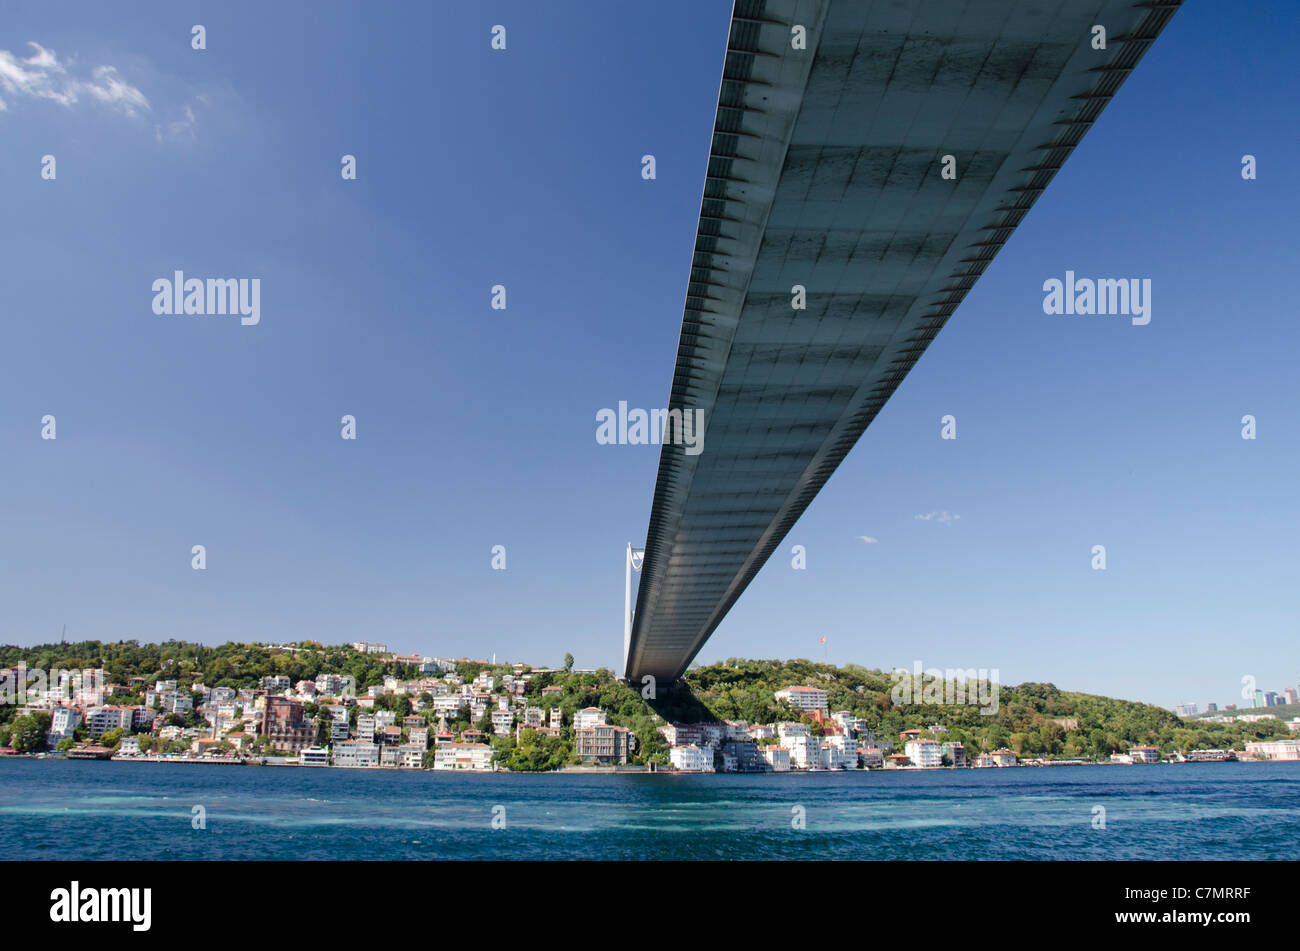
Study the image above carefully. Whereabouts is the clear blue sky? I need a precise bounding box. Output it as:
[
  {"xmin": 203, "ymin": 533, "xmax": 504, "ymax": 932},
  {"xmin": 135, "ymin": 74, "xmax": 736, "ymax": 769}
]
[{"xmin": 2, "ymin": 2, "xmax": 1297, "ymax": 712}]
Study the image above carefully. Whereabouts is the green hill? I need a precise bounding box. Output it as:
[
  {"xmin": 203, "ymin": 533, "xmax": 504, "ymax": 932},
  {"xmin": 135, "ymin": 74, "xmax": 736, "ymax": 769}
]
[{"xmin": 0, "ymin": 641, "xmax": 1287, "ymax": 764}]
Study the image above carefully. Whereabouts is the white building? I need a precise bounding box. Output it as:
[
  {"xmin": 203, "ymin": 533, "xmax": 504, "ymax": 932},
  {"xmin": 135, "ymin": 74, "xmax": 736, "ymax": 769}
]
[
  {"xmin": 398, "ymin": 744, "xmax": 426, "ymax": 768},
  {"xmin": 758, "ymin": 746, "xmax": 791, "ymax": 772},
  {"xmin": 86, "ymin": 705, "xmax": 134, "ymax": 738},
  {"xmin": 670, "ymin": 745, "xmax": 714, "ymax": 772},
  {"xmin": 786, "ymin": 734, "xmax": 822, "ymax": 769},
  {"xmin": 904, "ymin": 739, "xmax": 943, "ymax": 767},
  {"xmin": 300, "ymin": 747, "xmax": 330, "ymax": 766},
  {"xmin": 1245, "ymin": 739, "xmax": 1300, "ymax": 761},
  {"xmin": 777, "ymin": 721, "xmax": 811, "ymax": 741},
  {"xmin": 332, "ymin": 741, "xmax": 379, "ymax": 768},
  {"xmin": 574, "ymin": 707, "xmax": 606, "ymax": 730},
  {"xmin": 491, "ymin": 709, "xmax": 514, "ymax": 737},
  {"xmin": 355, "ymin": 714, "xmax": 376, "ymax": 744},
  {"xmin": 48, "ymin": 707, "xmax": 80, "ymax": 747},
  {"xmin": 774, "ymin": 686, "xmax": 829, "ymax": 716},
  {"xmin": 825, "ymin": 734, "xmax": 858, "ymax": 769},
  {"xmin": 433, "ymin": 743, "xmax": 494, "ymax": 770}
]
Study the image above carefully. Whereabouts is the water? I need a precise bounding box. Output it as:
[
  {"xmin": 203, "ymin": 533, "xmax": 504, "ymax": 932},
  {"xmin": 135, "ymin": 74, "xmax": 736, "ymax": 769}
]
[{"xmin": 1, "ymin": 759, "xmax": 1296, "ymax": 859}]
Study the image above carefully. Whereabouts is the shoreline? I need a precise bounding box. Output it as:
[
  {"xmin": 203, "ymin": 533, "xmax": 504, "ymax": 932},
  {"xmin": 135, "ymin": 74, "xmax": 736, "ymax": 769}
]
[{"xmin": 0, "ymin": 753, "xmax": 1271, "ymax": 773}]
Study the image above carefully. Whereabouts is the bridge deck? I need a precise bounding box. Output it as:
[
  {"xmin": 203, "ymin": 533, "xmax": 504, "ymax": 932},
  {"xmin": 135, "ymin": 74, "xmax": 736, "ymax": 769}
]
[{"xmin": 626, "ymin": 0, "xmax": 1180, "ymax": 682}]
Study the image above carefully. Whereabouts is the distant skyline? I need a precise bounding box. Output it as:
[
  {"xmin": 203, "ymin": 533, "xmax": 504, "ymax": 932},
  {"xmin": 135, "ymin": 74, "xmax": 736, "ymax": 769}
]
[{"xmin": 2, "ymin": 2, "xmax": 1297, "ymax": 711}]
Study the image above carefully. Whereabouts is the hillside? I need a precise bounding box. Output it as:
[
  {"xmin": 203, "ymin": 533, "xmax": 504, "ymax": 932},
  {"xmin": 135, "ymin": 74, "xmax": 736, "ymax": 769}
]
[{"xmin": 1, "ymin": 641, "xmax": 1288, "ymax": 761}]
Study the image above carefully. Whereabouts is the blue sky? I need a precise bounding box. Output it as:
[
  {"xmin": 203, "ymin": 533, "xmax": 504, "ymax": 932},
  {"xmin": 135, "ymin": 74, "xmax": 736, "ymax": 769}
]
[{"xmin": 1, "ymin": 2, "xmax": 1296, "ymax": 712}]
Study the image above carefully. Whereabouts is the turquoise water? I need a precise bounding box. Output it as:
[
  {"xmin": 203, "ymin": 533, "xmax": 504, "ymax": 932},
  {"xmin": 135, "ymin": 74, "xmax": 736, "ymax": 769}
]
[{"xmin": 1, "ymin": 759, "xmax": 1296, "ymax": 859}]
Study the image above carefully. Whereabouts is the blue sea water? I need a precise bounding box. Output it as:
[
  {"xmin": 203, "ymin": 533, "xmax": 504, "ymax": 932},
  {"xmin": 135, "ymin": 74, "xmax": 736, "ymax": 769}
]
[{"xmin": 0, "ymin": 759, "xmax": 1296, "ymax": 860}]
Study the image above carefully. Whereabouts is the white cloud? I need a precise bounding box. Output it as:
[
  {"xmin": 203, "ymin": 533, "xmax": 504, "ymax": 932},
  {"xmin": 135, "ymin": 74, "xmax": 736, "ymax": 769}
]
[
  {"xmin": 156, "ymin": 102, "xmax": 197, "ymax": 142},
  {"xmin": 858, "ymin": 536, "xmax": 878, "ymax": 544},
  {"xmin": 0, "ymin": 41, "xmax": 150, "ymax": 117},
  {"xmin": 915, "ymin": 511, "xmax": 960, "ymax": 524}
]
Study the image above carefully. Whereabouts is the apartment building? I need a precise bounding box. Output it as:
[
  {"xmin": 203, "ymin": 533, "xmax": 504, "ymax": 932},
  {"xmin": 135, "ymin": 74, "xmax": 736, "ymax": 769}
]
[
  {"xmin": 942, "ymin": 742, "xmax": 966, "ymax": 767},
  {"xmin": 774, "ymin": 686, "xmax": 829, "ymax": 716},
  {"xmin": 786, "ymin": 734, "xmax": 822, "ymax": 769},
  {"xmin": 574, "ymin": 724, "xmax": 630, "ymax": 765},
  {"xmin": 904, "ymin": 739, "xmax": 943, "ymax": 767},
  {"xmin": 758, "ymin": 746, "xmax": 791, "ymax": 772},
  {"xmin": 574, "ymin": 707, "xmax": 606, "ymax": 730},
  {"xmin": 262, "ymin": 697, "xmax": 315, "ymax": 754},
  {"xmin": 86, "ymin": 705, "xmax": 135, "ymax": 738}
]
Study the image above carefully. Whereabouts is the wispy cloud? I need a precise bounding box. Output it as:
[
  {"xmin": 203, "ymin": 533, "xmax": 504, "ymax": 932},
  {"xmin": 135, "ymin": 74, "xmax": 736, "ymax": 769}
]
[
  {"xmin": 0, "ymin": 41, "xmax": 149, "ymax": 116},
  {"xmin": 156, "ymin": 101, "xmax": 198, "ymax": 142},
  {"xmin": 857, "ymin": 535, "xmax": 878, "ymax": 544},
  {"xmin": 915, "ymin": 511, "xmax": 960, "ymax": 524}
]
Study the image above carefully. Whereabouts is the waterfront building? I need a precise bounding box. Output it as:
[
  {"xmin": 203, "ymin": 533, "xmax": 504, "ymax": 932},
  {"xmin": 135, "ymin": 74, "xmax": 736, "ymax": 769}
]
[
  {"xmin": 1129, "ymin": 746, "xmax": 1161, "ymax": 763},
  {"xmin": 722, "ymin": 739, "xmax": 759, "ymax": 772},
  {"xmin": 575, "ymin": 724, "xmax": 631, "ymax": 765},
  {"xmin": 300, "ymin": 747, "xmax": 330, "ymax": 766},
  {"xmin": 48, "ymin": 707, "xmax": 80, "ymax": 747},
  {"xmin": 669, "ymin": 744, "xmax": 714, "ymax": 772},
  {"xmin": 989, "ymin": 748, "xmax": 1018, "ymax": 767},
  {"xmin": 904, "ymin": 739, "xmax": 943, "ymax": 768},
  {"xmin": 1245, "ymin": 739, "xmax": 1300, "ymax": 761},
  {"xmin": 433, "ymin": 743, "xmax": 494, "ymax": 770},
  {"xmin": 825, "ymin": 734, "xmax": 858, "ymax": 769},
  {"xmin": 263, "ymin": 697, "xmax": 315, "ymax": 754},
  {"xmin": 332, "ymin": 741, "xmax": 379, "ymax": 768},
  {"xmin": 786, "ymin": 734, "xmax": 821, "ymax": 769},
  {"xmin": 757, "ymin": 746, "xmax": 790, "ymax": 772},
  {"xmin": 942, "ymin": 742, "xmax": 966, "ymax": 767}
]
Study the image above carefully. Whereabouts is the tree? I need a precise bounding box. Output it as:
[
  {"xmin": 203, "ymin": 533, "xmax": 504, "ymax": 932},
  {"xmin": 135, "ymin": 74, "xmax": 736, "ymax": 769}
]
[
  {"xmin": 9, "ymin": 712, "xmax": 51, "ymax": 752},
  {"xmin": 563, "ymin": 652, "xmax": 574, "ymax": 672}
]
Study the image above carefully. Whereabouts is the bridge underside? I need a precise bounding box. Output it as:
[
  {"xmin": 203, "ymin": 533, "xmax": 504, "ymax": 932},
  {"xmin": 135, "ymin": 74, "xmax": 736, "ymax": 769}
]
[{"xmin": 625, "ymin": 0, "xmax": 1179, "ymax": 682}]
